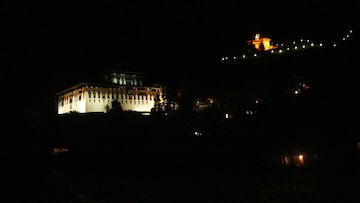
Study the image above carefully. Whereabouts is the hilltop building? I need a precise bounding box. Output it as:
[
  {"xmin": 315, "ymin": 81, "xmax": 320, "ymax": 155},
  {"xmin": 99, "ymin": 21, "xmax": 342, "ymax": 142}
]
[
  {"xmin": 55, "ymin": 69, "xmax": 164, "ymax": 115},
  {"xmin": 246, "ymin": 33, "xmax": 277, "ymax": 51}
]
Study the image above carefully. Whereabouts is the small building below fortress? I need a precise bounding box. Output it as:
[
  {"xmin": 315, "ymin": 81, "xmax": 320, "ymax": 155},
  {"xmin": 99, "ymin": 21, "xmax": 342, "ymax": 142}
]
[{"xmin": 55, "ymin": 69, "xmax": 164, "ymax": 115}]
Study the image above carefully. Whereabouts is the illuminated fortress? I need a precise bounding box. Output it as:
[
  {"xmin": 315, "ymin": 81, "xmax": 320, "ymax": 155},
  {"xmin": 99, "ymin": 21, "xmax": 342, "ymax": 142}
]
[
  {"xmin": 246, "ymin": 33, "xmax": 277, "ymax": 51},
  {"xmin": 55, "ymin": 69, "xmax": 164, "ymax": 115},
  {"xmin": 221, "ymin": 29, "xmax": 354, "ymax": 62}
]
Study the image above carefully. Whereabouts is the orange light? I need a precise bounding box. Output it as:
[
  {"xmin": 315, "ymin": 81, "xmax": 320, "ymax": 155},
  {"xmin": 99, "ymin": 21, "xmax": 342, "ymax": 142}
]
[{"xmin": 298, "ymin": 154, "xmax": 304, "ymax": 165}]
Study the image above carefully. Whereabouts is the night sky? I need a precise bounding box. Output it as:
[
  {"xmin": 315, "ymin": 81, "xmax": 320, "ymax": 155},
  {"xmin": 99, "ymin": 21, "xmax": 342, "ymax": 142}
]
[{"xmin": 3, "ymin": 1, "xmax": 358, "ymax": 116}]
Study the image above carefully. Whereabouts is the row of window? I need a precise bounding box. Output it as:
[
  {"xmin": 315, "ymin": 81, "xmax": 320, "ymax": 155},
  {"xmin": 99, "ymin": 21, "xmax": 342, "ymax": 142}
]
[
  {"xmin": 60, "ymin": 96, "xmax": 154, "ymax": 106},
  {"xmin": 61, "ymin": 99, "xmax": 150, "ymax": 107},
  {"xmin": 88, "ymin": 99, "xmax": 149, "ymax": 105},
  {"xmin": 110, "ymin": 78, "xmax": 140, "ymax": 86},
  {"xmin": 88, "ymin": 92, "xmax": 153, "ymax": 100},
  {"xmin": 87, "ymin": 86, "xmax": 158, "ymax": 92}
]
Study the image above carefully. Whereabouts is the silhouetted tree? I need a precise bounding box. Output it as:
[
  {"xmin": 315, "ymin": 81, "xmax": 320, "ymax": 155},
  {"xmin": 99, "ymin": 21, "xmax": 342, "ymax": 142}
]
[
  {"xmin": 151, "ymin": 92, "xmax": 163, "ymax": 116},
  {"xmin": 109, "ymin": 99, "xmax": 122, "ymax": 113}
]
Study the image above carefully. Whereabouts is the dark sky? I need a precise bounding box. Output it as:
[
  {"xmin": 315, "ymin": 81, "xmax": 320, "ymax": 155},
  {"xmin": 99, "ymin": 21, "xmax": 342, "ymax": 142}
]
[{"xmin": 3, "ymin": 1, "xmax": 358, "ymax": 116}]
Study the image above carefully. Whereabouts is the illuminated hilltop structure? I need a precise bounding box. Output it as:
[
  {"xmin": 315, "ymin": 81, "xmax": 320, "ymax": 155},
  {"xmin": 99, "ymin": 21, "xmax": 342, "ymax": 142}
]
[
  {"xmin": 246, "ymin": 33, "xmax": 277, "ymax": 51},
  {"xmin": 55, "ymin": 69, "xmax": 164, "ymax": 115},
  {"xmin": 221, "ymin": 29, "xmax": 354, "ymax": 62}
]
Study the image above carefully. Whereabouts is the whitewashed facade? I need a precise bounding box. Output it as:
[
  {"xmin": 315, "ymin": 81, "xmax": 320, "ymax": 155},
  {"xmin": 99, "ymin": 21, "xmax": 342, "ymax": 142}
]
[{"xmin": 55, "ymin": 70, "xmax": 163, "ymax": 115}]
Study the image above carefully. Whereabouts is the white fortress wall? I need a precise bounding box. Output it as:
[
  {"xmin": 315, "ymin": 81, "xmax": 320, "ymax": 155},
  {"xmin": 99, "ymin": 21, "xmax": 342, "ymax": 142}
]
[{"xmin": 57, "ymin": 84, "xmax": 162, "ymax": 114}]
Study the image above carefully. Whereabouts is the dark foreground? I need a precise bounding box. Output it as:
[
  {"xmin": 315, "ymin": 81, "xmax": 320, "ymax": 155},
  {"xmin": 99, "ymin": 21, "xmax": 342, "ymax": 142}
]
[
  {"xmin": 4, "ymin": 113, "xmax": 359, "ymax": 202},
  {"xmin": 6, "ymin": 134, "xmax": 360, "ymax": 203}
]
